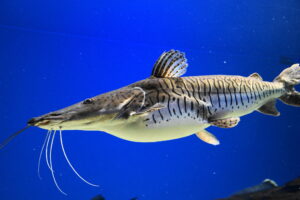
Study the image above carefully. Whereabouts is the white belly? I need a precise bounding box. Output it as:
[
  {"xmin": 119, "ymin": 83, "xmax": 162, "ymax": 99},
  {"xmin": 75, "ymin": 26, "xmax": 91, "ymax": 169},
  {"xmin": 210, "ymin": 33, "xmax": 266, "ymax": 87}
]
[{"xmin": 102, "ymin": 115, "xmax": 209, "ymax": 142}]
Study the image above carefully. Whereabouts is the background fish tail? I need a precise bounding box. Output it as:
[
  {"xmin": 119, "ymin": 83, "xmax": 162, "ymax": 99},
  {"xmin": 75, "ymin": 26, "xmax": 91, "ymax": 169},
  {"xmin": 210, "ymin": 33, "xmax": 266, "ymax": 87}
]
[{"xmin": 274, "ymin": 64, "xmax": 300, "ymax": 107}]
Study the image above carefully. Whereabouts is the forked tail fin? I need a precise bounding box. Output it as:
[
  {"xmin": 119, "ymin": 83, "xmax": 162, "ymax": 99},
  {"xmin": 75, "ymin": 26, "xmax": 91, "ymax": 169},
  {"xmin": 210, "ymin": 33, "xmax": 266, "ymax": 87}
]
[{"xmin": 274, "ymin": 63, "xmax": 300, "ymax": 107}]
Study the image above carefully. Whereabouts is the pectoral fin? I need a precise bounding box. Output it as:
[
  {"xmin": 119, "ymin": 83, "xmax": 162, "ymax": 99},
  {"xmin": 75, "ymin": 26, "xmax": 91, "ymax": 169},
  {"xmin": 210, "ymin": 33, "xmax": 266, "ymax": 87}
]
[
  {"xmin": 133, "ymin": 103, "xmax": 165, "ymax": 116},
  {"xmin": 196, "ymin": 130, "xmax": 220, "ymax": 146},
  {"xmin": 210, "ymin": 117, "xmax": 240, "ymax": 128}
]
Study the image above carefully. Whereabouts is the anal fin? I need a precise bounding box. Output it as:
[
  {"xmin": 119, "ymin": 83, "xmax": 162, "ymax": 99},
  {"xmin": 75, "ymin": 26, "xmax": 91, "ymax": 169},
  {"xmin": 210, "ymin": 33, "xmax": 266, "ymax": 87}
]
[
  {"xmin": 196, "ymin": 130, "xmax": 220, "ymax": 146},
  {"xmin": 257, "ymin": 99, "xmax": 280, "ymax": 116},
  {"xmin": 210, "ymin": 117, "xmax": 240, "ymax": 128}
]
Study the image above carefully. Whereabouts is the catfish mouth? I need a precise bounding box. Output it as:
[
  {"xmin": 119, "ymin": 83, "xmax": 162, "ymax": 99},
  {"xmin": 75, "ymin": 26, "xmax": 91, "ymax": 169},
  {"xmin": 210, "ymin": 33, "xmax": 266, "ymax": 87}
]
[
  {"xmin": 27, "ymin": 95, "xmax": 122, "ymax": 130},
  {"xmin": 27, "ymin": 109, "xmax": 119, "ymax": 131},
  {"xmin": 27, "ymin": 112, "xmax": 68, "ymax": 128},
  {"xmin": 27, "ymin": 101, "xmax": 95, "ymax": 129}
]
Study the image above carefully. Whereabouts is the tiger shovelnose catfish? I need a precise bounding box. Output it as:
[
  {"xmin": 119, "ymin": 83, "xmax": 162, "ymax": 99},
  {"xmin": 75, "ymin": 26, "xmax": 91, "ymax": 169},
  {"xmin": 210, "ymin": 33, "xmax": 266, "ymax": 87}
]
[
  {"xmin": 2, "ymin": 49, "xmax": 300, "ymax": 146},
  {"xmin": 1, "ymin": 50, "xmax": 300, "ymax": 194}
]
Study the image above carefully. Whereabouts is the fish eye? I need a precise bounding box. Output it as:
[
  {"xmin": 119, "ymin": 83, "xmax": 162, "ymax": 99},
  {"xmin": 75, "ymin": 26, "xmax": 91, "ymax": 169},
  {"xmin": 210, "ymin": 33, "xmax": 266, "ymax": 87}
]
[{"xmin": 83, "ymin": 98, "xmax": 93, "ymax": 104}]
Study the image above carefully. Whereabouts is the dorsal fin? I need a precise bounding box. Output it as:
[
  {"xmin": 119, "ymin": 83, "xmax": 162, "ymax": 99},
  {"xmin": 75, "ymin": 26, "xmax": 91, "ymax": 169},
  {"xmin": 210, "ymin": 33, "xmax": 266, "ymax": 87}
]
[
  {"xmin": 151, "ymin": 50, "xmax": 188, "ymax": 78},
  {"xmin": 249, "ymin": 72, "xmax": 263, "ymax": 80}
]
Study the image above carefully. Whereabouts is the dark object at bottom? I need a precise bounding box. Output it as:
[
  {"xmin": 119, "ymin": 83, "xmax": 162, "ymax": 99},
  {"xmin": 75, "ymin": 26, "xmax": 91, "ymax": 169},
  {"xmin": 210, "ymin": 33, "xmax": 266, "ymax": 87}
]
[
  {"xmin": 217, "ymin": 176, "xmax": 300, "ymax": 200},
  {"xmin": 91, "ymin": 195, "xmax": 105, "ymax": 200},
  {"xmin": 91, "ymin": 194, "xmax": 138, "ymax": 200}
]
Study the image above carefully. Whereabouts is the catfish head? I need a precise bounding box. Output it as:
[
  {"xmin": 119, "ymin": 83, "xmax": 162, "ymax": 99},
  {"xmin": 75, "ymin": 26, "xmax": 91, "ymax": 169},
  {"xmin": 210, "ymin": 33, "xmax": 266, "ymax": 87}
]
[{"xmin": 27, "ymin": 86, "xmax": 145, "ymax": 131}]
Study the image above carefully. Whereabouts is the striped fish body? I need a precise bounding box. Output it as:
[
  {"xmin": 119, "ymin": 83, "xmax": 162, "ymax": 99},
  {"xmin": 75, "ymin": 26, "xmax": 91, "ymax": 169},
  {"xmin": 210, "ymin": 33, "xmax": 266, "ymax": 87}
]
[
  {"xmin": 26, "ymin": 50, "xmax": 300, "ymax": 145},
  {"xmin": 106, "ymin": 75, "xmax": 285, "ymax": 142}
]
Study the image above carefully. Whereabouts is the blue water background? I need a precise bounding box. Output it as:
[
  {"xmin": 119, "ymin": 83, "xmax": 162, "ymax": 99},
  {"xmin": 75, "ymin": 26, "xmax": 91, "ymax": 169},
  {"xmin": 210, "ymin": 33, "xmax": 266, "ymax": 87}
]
[{"xmin": 0, "ymin": 1, "xmax": 300, "ymax": 199}]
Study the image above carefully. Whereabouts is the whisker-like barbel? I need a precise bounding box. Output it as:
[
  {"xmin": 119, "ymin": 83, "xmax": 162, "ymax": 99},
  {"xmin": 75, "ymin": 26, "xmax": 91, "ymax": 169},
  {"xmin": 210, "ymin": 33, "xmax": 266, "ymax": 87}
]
[
  {"xmin": 45, "ymin": 130, "xmax": 53, "ymax": 171},
  {"xmin": 59, "ymin": 129, "xmax": 99, "ymax": 187},
  {"xmin": 37, "ymin": 130, "xmax": 51, "ymax": 179},
  {"xmin": 49, "ymin": 130, "xmax": 67, "ymax": 195},
  {"xmin": 0, "ymin": 126, "xmax": 30, "ymax": 150}
]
